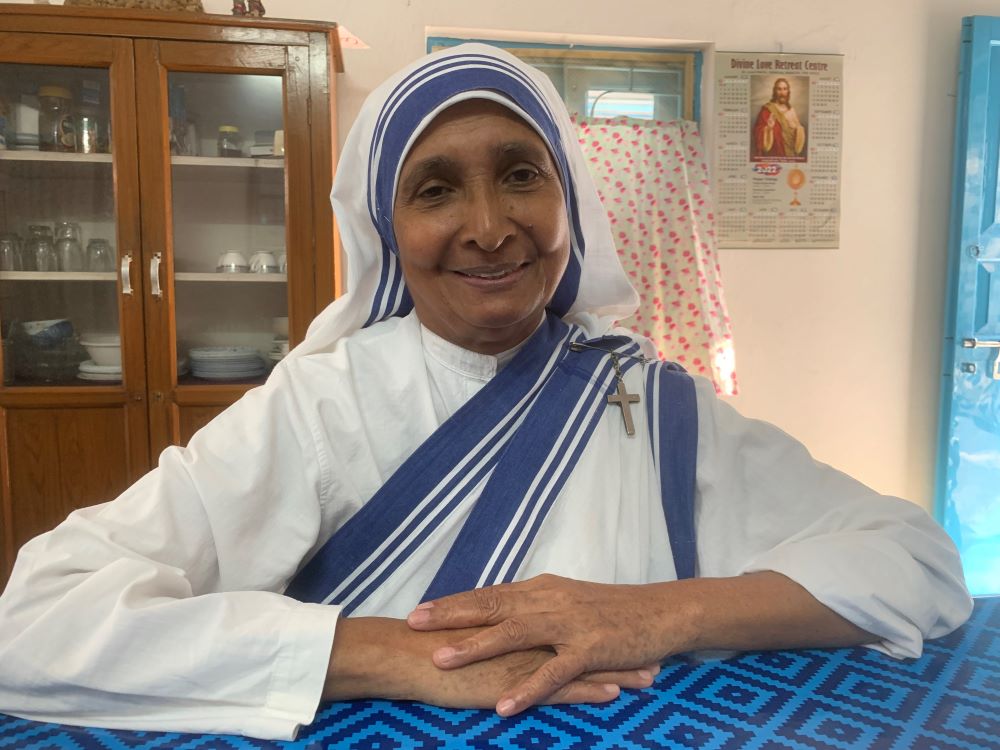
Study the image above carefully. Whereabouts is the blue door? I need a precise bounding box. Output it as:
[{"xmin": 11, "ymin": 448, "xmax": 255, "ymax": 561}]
[{"xmin": 936, "ymin": 16, "xmax": 1000, "ymax": 596}]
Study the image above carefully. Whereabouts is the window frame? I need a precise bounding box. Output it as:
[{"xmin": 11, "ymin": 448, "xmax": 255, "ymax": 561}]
[{"xmin": 426, "ymin": 36, "xmax": 702, "ymax": 123}]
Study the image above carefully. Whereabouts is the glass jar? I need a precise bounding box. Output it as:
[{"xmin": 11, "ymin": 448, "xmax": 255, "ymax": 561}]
[
  {"xmin": 0, "ymin": 234, "xmax": 22, "ymax": 271},
  {"xmin": 77, "ymin": 105, "xmax": 101, "ymax": 154},
  {"xmin": 55, "ymin": 222, "xmax": 84, "ymax": 272},
  {"xmin": 38, "ymin": 86, "xmax": 76, "ymax": 153},
  {"xmin": 86, "ymin": 238, "xmax": 114, "ymax": 272},
  {"xmin": 77, "ymin": 79, "xmax": 106, "ymax": 154},
  {"xmin": 26, "ymin": 225, "xmax": 56, "ymax": 272},
  {"xmin": 217, "ymin": 125, "xmax": 242, "ymax": 158}
]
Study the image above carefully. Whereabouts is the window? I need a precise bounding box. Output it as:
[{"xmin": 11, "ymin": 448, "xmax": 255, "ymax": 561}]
[{"xmin": 427, "ymin": 37, "xmax": 701, "ymax": 123}]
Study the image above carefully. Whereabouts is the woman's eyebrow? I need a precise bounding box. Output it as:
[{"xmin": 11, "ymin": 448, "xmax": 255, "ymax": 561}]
[
  {"xmin": 495, "ymin": 141, "xmax": 550, "ymax": 162},
  {"xmin": 398, "ymin": 156, "xmax": 455, "ymax": 195}
]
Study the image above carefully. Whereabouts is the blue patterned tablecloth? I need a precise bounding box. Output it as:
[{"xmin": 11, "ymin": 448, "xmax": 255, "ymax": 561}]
[{"xmin": 2, "ymin": 598, "xmax": 997, "ymax": 749}]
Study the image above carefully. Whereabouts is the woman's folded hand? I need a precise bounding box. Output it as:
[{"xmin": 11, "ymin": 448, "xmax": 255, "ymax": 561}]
[
  {"xmin": 404, "ymin": 574, "xmax": 690, "ymax": 715},
  {"xmin": 323, "ymin": 614, "xmax": 657, "ymax": 711}
]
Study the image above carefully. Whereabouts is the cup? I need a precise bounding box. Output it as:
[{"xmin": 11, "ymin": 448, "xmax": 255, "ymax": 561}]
[
  {"xmin": 273, "ymin": 129, "xmax": 284, "ymax": 157},
  {"xmin": 278, "ymin": 252, "xmax": 287, "ymax": 273},
  {"xmin": 216, "ymin": 251, "xmax": 248, "ymax": 273},
  {"xmin": 249, "ymin": 251, "xmax": 278, "ymax": 273}
]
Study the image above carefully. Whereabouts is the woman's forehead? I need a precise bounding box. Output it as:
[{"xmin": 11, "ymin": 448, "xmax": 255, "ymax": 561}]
[{"xmin": 406, "ymin": 98, "xmax": 543, "ymax": 154}]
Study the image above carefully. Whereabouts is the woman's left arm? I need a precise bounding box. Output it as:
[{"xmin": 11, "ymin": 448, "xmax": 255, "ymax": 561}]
[
  {"xmin": 406, "ymin": 570, "xmax": 872, "ymax": 716},
  {"xmin": 407, "ymin": 377, "xmax": 972, "ymax": 716}
]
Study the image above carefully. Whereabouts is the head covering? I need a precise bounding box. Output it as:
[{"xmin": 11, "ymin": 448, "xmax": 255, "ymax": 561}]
[{"xmin": 295, "ymin": 43, "xmax": 638, "ymax": 358}]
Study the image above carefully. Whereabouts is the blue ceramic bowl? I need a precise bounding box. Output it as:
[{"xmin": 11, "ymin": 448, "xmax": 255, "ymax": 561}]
[{"xmin": 23, "ymin": 319, "xmax": 74, "ymax": 347}]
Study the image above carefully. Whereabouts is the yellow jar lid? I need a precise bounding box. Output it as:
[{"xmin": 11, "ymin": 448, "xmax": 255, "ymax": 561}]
[
  {"xmin": 38, "ymin": 86, "xmax": 72, "ymax": 100},
  {"xmin": 218, "ymin": 125, "xmax": 240, "ymax": 133}
]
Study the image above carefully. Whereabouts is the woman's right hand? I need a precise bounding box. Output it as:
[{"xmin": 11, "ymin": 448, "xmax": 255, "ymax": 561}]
[{"xmin": 323, "ymin": 616, "xmax": 656, "ymax": 710}]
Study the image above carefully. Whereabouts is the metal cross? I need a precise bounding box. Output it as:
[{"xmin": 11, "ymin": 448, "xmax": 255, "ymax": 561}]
[{"xmin": 606, "ymin": 353, "xmax": 640, "ymax": 436}]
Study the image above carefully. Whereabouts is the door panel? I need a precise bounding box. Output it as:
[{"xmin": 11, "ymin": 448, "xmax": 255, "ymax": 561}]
[
  {"xmin": 0, "ymin": 33, "xmax": 149, "ymax": 584},
  {"xmin": 0, "ymin": 404, "xmax": 140, "ymax": 581},
  {"xmin": 134, "ymin": 39, "xmax": 311, "ymax": 455},
  {"xmin": 936, "ymin": 16, "xmax": 1000, "ymax": 596}
]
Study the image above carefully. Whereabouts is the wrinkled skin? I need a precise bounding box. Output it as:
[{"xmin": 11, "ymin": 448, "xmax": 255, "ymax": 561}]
[{"xmin": 406, "ymin": 572, "xmax": 874, "ymax": 716}]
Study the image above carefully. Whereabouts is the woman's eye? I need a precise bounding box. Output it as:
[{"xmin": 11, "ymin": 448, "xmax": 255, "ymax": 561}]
[
  {"xmin": 416, "ymin": 184, "xmax": 449, "ymax": 201},
  {"xmin": 507, "ymin": 167, "xmax": 539, "ymax": 184}
]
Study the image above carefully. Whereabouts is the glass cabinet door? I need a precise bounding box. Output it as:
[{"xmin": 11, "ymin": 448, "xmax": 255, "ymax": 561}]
[
  {"xmin": 0, "ymin": 63, "xmax": 121, "ymax": 387},
  {"xmin": 135, "ymin": 39, "xmax": 315, "ymax": 450},
  {"xmin": 168, "ymin": 72, "xmax": 288, "ymax": 384}
]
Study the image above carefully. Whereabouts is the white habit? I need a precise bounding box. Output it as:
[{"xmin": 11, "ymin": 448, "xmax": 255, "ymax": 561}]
[{"xmin": 0, "ymin": 312, "xmax": 972, "ymax": 738}]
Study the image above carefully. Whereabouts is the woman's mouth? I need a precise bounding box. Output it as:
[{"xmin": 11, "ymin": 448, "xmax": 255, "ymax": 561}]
[{"xmin": 455, "ymin": 263, "xmax": 526, "ymax": 281}]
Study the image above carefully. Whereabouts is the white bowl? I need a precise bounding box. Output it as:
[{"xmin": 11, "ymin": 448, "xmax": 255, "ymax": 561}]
[{"xmin": 80, "ymin": 334, "xmax": 121, "ymax": 367}]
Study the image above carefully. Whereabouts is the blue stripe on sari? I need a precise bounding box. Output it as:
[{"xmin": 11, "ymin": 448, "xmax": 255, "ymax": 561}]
[
  {"xmin": 645, "ymin": 362, "xmax": 699, "ymax": 580},
  {"xmin": 284, "ymin": 314, "xmax": 578, "ymax": 606},
  {"xmin": 286, "ymin": 324, "xmax": 701, "ymax": 609},
  {"xmin": 423, "ymin": 339, "xmax": 643, "ymax": 600}
]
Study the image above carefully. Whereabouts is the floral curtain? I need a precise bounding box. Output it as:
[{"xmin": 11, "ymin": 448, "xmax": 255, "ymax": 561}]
[{"xmin": 574, "ymin": 116, "xmax": 738, "ymax": 395}]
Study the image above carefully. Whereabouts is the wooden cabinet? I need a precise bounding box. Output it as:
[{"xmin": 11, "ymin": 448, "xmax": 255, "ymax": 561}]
[{"xmin": 0, "ymin": 5, "xmax": 342, "ymax": 583}]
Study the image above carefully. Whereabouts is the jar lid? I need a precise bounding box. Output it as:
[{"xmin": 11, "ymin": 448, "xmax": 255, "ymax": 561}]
[
  {"xmin": 38, "ymin": 86, "xmax": 72, "ymax": 100},
  {"xmin": 218, "ymin": 125, "xmax": 240, "ymax": 133}
]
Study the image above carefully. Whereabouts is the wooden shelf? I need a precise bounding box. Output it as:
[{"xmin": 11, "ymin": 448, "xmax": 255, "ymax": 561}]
[
  {"xmin": 171, "ymin": 156, "xmax": 284, "ymax": 169},
  {"xmin": 174, "ymin": 272, "xmax": 287, "ymax": 282},
  {"xmin": 0, "ymin": 271, "xmax": 116, "ymax": 281},
  {"xmin": 0, "ymin": 151, "xmax": 113, "ymax": 164}
]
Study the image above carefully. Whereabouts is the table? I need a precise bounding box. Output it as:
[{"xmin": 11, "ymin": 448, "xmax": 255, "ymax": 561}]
[{"xmin": 1, "ymin": 598, "xmax": 997, "ymax": 749}]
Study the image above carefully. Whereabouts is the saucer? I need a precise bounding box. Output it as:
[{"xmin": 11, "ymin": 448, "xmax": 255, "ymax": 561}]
[
  {"xmin": 79, "ymin": 360, "xmax": 122, "ymax": 375},
  {"xmin": 77, "ymin": 371, "xmax": 122, "ymax": 382}
]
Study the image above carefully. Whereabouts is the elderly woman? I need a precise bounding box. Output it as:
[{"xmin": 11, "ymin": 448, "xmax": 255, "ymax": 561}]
[{"xmin": 0, "ymin": 45, "xmax": 971, "ymax": 739}]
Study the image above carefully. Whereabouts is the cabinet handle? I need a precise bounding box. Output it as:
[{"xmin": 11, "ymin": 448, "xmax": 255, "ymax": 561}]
[
  {"xmin": 150, "ymin": 252, "xmax": 163, "ymax": 298},
  {"xmin": 962, "ymin": 338, "xmax": 1000, "ymax": 348},
  {"xmin": 120, "ymin": 254, "xmax": 133, "ymax": 296}
]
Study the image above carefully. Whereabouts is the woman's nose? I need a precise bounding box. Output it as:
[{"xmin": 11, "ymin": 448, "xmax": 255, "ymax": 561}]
[{"xmin": 462, "ymin": 189, "xmax": 514, "ymax": 252}]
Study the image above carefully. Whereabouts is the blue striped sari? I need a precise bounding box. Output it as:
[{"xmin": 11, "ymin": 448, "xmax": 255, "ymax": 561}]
[{"xmin": 286, "ymin": 314, "xmax": 698, "ymax": 610}]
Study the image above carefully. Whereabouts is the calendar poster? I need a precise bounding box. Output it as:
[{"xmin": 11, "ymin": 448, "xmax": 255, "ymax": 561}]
[{"xmin": 714, "ymin": 52, "xmax": 843, "ymax": 248}]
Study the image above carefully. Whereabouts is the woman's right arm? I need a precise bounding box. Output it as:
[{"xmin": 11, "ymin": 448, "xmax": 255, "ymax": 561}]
[{"xmin": 0, "ymin": 368, "xmax": 339, "ymax": 740}]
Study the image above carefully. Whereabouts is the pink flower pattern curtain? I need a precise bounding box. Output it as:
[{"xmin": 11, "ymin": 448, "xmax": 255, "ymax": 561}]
[{"xmin": 574, "ymin": 116, "xmax": 738, "ymax": 395}]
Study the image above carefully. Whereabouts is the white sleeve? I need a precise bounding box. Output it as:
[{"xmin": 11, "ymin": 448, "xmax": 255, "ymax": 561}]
[
  {"xmin": 0, "ymin": 364, "xmax": 342, "ymax": 739},
  {"xmin": 691, "ymin": 377, "xmax": 973, "ymax": 658}
]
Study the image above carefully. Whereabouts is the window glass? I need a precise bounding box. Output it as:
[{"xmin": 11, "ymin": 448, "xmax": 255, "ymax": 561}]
[{"xmin": 427, "ymin": 37, "xmax": 700, "ymax": 122}]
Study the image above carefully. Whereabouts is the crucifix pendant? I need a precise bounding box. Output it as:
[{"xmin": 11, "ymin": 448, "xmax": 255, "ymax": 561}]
[{"xmin": 606, "ymin": 353, "xmax": 640, "ymax": 436}]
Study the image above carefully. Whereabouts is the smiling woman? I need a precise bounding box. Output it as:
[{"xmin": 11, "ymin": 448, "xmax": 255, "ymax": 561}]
[
  {"xmin": 0, "ymin": 43, "xmax": 973, "ymax": 741},
  {"xmin": 393, "ymin": 100, "xmax": 569, "ymax": 353}
]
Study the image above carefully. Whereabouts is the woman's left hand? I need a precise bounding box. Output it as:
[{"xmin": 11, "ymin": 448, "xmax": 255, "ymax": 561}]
[{"xmin": 406, "ymin": 574, "xmax": 697, "ymax": 716}]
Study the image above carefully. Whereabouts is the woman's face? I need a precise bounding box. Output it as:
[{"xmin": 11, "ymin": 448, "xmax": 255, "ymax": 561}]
[{"xmin": 392, "ymin": 100, "xmax": 570, "ymax": 354}]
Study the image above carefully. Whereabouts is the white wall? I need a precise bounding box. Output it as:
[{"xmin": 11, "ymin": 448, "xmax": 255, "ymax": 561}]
[
  {"xmin": 202, "ymin": 0, "xmax": 1000, "ymax": 510},
  {"xmin": 19, "ymin": 0, "xmax": 991, "ymax": 510}
]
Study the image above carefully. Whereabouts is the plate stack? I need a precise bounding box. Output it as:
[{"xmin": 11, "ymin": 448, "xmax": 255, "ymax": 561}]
[
  {"xmin": 77, "ymin": 360, "xmax": 121, "ymax": 382},
  {"xmin": 188, "ymin": 346, "xmax": 267, "ymax": 380}
]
